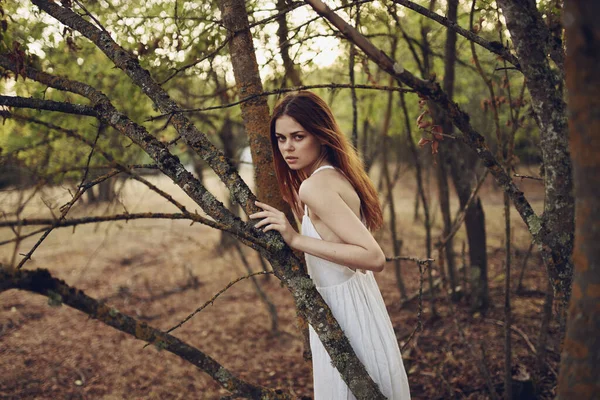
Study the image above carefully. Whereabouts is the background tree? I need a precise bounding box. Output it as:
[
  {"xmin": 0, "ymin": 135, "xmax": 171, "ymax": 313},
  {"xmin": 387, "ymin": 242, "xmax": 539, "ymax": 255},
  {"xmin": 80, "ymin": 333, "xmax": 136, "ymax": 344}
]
[{"xmin": 558, "ymin": 1, "xmax": 600, "ymax": 398}]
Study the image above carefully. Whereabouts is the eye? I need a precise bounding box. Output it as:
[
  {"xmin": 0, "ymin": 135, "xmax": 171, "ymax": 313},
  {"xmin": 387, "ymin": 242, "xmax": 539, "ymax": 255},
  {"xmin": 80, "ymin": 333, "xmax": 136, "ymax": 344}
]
[
  {"xmin": 276, "ymin": 136, "xmax": 285, "ymax": 142},
  {"xmin": 293, "ymin": 135, "xmax": 304, "ymax": 141}
]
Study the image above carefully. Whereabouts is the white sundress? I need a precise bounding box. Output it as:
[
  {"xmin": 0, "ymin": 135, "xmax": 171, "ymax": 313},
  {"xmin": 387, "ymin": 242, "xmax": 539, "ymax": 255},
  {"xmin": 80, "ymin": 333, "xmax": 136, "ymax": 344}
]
[{"xmin": 302, "ymin": 165, "xmax": 410, "ymax": 400}]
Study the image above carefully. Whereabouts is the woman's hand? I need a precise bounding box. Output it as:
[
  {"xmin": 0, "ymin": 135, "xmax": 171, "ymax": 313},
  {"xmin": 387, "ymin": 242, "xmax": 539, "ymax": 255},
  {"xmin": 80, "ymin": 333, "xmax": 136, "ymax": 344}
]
[{"xmin": 249, "ymin": 201, "xmax": 299, "ymax": 247}]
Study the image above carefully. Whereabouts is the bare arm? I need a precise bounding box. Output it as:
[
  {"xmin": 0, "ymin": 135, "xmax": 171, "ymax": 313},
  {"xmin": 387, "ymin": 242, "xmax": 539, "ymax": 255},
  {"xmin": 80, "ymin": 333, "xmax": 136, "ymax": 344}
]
[{"xmin": 294, "ymin": 177, "xmax": 386, "ymax": 272}]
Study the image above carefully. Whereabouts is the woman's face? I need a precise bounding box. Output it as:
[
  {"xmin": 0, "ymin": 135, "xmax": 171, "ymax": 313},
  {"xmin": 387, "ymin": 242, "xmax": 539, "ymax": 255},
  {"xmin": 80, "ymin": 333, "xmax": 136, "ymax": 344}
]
[{"xmin": 275, "ymin": 115, "xmax": 323, "ymax": 174}]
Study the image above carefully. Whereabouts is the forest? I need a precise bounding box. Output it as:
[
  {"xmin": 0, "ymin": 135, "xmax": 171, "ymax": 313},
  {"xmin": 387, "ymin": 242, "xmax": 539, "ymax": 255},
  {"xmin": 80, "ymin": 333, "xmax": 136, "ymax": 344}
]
[{"xmin": 0, "ymin": 0, "xmax": 598, "ymax": 399}]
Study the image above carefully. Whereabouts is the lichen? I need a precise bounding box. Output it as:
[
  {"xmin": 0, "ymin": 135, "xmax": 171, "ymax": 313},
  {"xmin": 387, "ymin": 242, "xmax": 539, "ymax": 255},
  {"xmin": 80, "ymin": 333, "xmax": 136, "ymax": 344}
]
[
  {"xmin": 527, "ymin": 214, "xmax": 543, "ymax": 238},
  {"xmin": 47, "ymin": 290, "xmax": 63, "ymax": 308}
]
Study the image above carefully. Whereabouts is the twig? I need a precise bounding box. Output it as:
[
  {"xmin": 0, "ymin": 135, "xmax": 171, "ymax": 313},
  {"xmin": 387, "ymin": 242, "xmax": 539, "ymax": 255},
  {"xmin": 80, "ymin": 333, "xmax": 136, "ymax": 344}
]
[
  {"xmin": 386, "ymin": 255, "xmax": 434, "ymax": 265},
  {"xmin": 0, "ymin": 95, "xmax": 97, "ymax": 116},
  {"xmin": 154, "ymin": 270, "xmax": 273, "ymax": 341},
  {"xmin": 16, "ymin": 151, "xmax": 111, "ymax": 269},
  {"xmin": 513, "ymin": 173, "xmax": 543, "ymax": 182},
  {"xmin": 401, "ymin": 259, "xmax": 427, "ymax": 351},
  {"xmin": 0, "ymin": 212, "xmax": 263, "ymax": 251}
]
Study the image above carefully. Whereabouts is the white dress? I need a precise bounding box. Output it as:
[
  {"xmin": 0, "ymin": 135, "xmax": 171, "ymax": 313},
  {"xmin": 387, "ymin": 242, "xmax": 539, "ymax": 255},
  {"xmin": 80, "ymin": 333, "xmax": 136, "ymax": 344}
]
[{"xmin": 302, "ymin": 165, "xmax": 410, "ymax": 400}]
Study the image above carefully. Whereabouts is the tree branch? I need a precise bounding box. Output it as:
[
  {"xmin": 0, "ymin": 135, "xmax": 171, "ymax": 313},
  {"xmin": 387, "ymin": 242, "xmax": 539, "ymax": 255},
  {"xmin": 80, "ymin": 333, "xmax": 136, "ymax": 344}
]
[
  {"xmin": 0, "ymin": 95, "xmax": 97, "ymax": 117},
  {"xmin": 0, "ymin": 212, "xmax": 260, "ymax": 249},
  {"xmin": 0, "ymin": 267, "xmax": 292, "ymax": 399}
]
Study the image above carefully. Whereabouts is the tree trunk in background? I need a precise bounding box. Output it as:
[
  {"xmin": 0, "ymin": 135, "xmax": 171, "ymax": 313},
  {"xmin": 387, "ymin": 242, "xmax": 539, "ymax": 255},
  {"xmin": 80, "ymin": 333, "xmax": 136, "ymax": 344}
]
[
  {"xmin": 433, "ymin": 0, "xmax": 458, "ymax": 299},
  {"xmin": 558, "ymin": 2, "xmax": 600, "ymax": 397},
  {"xmin": 276, "ymin": 0, "xmax": 302, "ymax": 87},
  {"xmin": 442, "ymin": 11, "xmax": 490, "ymax": 312},
  {"xmin": 498, "ymin": 0, "xmax": 574, "ymax": 311},
  {"xmin": 219, "ymin": 118, "xmax": 241, "ymax": 249},
  {"xmin": 381, "ymin": 72, "xmax": 407, "ymax": 300},
  {"xmin": 218, "ymin": 0, "xmax": 296, "ymax": 227}
]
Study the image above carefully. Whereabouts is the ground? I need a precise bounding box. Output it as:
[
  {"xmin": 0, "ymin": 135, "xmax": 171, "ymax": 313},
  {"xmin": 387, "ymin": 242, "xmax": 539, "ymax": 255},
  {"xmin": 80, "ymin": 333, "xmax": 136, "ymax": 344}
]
[{"xmin": 0, "ymin": 164, "xmax": 560, "ymax": 399}]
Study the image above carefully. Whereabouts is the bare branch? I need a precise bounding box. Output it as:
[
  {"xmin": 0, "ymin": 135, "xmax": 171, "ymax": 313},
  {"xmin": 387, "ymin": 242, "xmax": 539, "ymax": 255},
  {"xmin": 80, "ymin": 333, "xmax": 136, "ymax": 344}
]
[
  {"xmin": 16, "ymin": 169, "xmax": 120, "ymax": 268},
  {"xmin": 513, "ymin": 173, "xmax": 543, "ymax": 182},
  {"xmin": 0, "ymin": 267, "xmax": 292, "ymax": 399},
  {"xmin": 386, "ymin": 255, "xmax": 434, "ymax": 265},
  {"xmin": 161, "ymin": 270, "xmax": 273, "ymax": 337},
  {"xmin": 0, "ymin": 95, "xmax": 97, "ymax": 116}
]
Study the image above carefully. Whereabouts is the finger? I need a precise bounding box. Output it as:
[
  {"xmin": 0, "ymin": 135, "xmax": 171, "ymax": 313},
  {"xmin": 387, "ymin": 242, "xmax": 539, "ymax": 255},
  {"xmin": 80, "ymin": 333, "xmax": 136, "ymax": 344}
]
[
  {"xmin": 254, "ymin": 217, "xmax": 272, "ymax": 229},
  {"xmin": 255, "ymin": 201, "xmax": 278, "ymax": 213},
  {"xmin": 263, "ymin": 223, "xmax": 281, "ymax": 233},
  {"xmin": 249, "ymin": 211, "xmax": 270, "ymax": 219}
]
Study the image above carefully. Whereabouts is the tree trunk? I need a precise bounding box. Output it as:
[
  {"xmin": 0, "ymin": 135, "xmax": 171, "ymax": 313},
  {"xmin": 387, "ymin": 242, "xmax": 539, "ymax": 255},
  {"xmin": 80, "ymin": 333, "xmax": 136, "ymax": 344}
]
[
  {"xmin": 219, "ymin": 117, "xmax": 241, "ymax": 249},
  {"xmin": 276, "ymin": 0, "xmax": 302, "ymax": 87},
  {"xmin": 498, "ymin": 0, "xmax": 574, "ymax": 310},
  {"xmin": 558, "ymin": 2, "xmax": 600, "ymax": 397},
  {"xmin": 433, "ymin": 0, "xmax": 458, "ymax": 299},
  {"xmin": 218, "ymin": 0, "xmax": 296, "ymax": 227},
  {"xmin": 381, "ymin": 75, "xmax": 407, "ymax": 300}
]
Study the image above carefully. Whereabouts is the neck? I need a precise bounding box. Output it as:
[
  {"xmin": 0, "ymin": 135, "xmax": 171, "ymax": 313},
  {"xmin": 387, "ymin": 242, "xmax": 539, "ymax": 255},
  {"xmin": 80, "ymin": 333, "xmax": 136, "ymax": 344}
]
[{"xmin": 303, "ymin": 155, "xmax": 332, "ymax": 176}]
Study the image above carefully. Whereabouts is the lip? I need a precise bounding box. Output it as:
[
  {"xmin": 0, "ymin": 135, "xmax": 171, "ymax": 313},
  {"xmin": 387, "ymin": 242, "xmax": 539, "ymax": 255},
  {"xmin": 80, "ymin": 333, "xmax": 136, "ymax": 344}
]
[{"xmin": 285, "ymin": 157, "xmax": 298, "ymax": 164}]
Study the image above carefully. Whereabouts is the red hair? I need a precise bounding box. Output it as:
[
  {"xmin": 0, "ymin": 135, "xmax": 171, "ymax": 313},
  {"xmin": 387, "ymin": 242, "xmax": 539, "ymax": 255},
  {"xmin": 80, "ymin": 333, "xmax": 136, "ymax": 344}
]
[{"xmin": 269, "ymin": 91, "xmax": 383, "ymax": 231}]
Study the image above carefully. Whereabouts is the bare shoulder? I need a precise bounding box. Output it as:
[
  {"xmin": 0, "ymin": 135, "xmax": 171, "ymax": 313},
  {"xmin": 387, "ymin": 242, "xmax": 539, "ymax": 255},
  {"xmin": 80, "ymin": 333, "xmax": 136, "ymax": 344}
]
[
  {"xmin": 299, "ymin": 169, "xmax": 360, "ymax": 217},
  {"xmin": 298, "ymin": 168, "xmax": 346, "ymax": 203}
]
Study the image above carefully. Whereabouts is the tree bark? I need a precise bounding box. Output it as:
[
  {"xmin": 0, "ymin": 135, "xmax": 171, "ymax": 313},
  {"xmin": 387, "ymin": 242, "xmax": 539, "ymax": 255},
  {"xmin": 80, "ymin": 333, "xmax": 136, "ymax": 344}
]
[
  {"xmin": 497, "ymin": 0, "xmax": 574, "ymax": 310},
  {"xmin": 218, "ymin": 0, "xmax": 296, "ymax": 227},
  {"xmin": 558, "ymin": 2, "xmax": 600, "ymax": 397}
]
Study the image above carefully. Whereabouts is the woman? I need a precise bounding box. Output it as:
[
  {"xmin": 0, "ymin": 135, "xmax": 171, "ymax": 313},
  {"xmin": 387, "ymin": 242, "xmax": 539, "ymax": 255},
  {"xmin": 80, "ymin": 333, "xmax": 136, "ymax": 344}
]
[{"xmin": 249, "ymin": 91, "xmax": 410, "ymax": 399}]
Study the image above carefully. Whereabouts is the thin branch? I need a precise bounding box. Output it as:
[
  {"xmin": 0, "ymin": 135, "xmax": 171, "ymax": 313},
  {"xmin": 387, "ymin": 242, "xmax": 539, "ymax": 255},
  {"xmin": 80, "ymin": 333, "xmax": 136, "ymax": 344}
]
[
  {"xmin": 16, "ymin": 169, "xmax": 120, "ymax": 268},
  {"xmin": 386, "ymin": 255, "xmax": 435, "ymax": 265},
  {"xmin": 159, "ymin": 34, "xmax": 233, "ymax": 85},
  {"xmin": 0, "ymin": 213, "xmax": 263, "ymax": 250},
  {"xmin": 438, "ymin": 169, "xmax": 489, "ymax": 251},
  {"xmin": 513, "ymin": 173, "xmax": 543, "ymax": 182},
  {"xmin": 161, "ymin": 270, "xmax": 273, "ymax": 338}
]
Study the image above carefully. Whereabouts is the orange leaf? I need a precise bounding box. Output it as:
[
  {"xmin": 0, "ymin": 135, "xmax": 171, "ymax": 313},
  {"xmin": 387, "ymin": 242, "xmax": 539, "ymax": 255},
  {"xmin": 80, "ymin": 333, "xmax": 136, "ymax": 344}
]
[{"xmin": 418, "ymin": 138, "xmax": 432, "ymax": 147}]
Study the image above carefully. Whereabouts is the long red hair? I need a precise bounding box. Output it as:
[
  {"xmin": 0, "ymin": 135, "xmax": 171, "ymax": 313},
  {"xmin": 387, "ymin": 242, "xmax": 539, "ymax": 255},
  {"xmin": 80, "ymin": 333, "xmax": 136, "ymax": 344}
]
[{"xmin": 269, "ymin": 91, "xmax": 383, "ymax": 231}]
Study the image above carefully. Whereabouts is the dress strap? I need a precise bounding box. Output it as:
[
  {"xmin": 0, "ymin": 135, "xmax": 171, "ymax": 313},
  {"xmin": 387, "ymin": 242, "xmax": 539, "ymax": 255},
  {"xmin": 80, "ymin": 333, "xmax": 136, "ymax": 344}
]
[
  {"xmin": 304, "ymin": 203, "xmax": 308, "ymax": 216},
  {"xmin": 310, "ymin": 165, "xmax": 336, "ymax": 176}
]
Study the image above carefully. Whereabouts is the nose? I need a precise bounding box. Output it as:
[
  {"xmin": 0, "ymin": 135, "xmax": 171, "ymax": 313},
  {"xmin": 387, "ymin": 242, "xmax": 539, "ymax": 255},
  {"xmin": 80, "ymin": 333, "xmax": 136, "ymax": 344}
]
[{"xmin": 282, "ymin": 139, "xmax": 294, "ymax": 152}]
